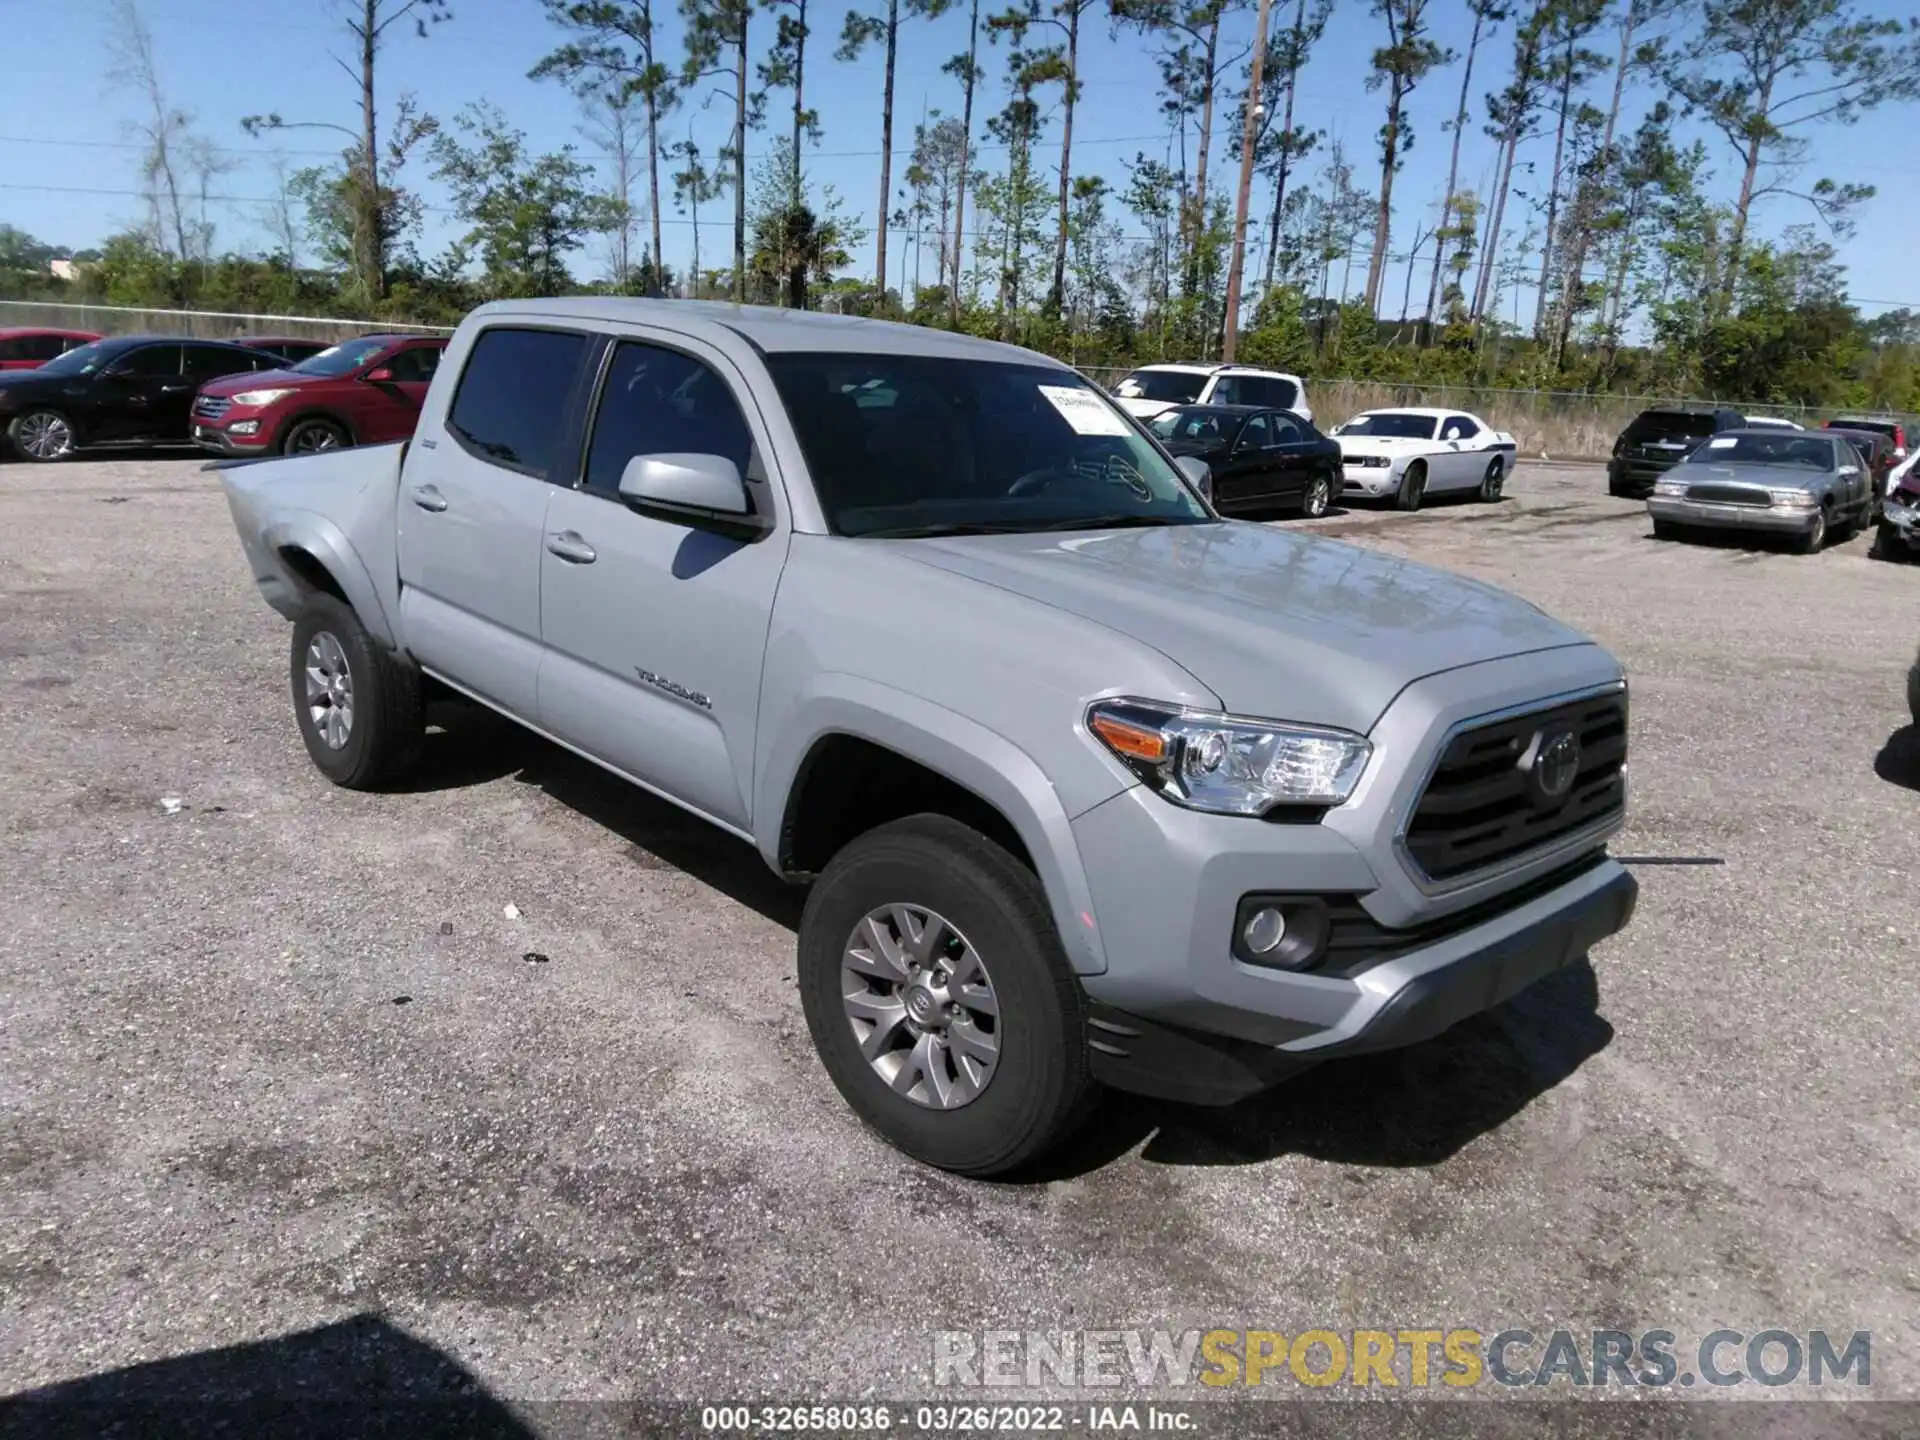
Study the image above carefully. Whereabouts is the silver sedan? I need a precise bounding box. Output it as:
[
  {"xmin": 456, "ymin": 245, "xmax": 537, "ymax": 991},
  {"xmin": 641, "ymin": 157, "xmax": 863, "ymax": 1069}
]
[{"xmin": 1646, "ymin": 430, "xmax": 1881, "ymax": 554}]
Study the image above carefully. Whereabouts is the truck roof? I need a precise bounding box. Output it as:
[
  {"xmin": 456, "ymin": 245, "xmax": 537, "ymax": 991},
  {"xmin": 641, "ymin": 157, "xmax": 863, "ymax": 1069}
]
[{"xmin": 463, "ymin": 297, "xmax": 1071, "ymax": 368}]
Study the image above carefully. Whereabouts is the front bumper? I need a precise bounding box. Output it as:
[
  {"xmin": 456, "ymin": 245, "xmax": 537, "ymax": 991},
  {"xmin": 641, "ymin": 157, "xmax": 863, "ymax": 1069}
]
[
  {"xmin": 1068, "ymin": 648, "xmax": 1636, "ymax": 1104},
  {"xmin": 1647, "ymin": 494, "xmax": 1818, "ymax": 533},
  {"xmin": 1880, "ymin": 497, "xmax": 1920, "ymax": 550},
  {"xmin": 1340, "ymin": 462, "xmax": 1398, "ymax": 497},
  {"xmin": 192, "ymin": 420, "xmax": 274, "ymax": 455}
]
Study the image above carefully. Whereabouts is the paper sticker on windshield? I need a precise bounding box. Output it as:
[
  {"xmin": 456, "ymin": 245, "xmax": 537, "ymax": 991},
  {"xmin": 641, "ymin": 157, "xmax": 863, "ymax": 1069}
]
[
  {"xmin": 1707, "ymin": 436, "xmax": 1738, "ymax": 448},
  {"xmin": 1039, "ymin": 385, "xmax": 1132, "ymax": 436}
]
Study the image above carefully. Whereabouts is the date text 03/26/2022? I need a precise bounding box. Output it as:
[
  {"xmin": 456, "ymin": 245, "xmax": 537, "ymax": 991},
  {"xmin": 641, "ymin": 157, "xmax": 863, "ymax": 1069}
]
[{"xmin": 700, "ymin": 1405, "xmax": 1193, "ymax": 1433}]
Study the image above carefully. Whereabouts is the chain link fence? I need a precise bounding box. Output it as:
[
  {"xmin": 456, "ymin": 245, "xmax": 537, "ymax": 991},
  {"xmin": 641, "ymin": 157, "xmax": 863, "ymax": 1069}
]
[{"xmin": 10, "ymin": 301, "xmax": 1905, "ymax": 462}]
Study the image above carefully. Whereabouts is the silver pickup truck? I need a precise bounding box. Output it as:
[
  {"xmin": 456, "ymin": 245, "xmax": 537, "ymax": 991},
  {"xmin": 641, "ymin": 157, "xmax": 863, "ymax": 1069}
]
[{"xmin": 214, "ymin": 299, "xmax": 1637, "ymax": 1177}]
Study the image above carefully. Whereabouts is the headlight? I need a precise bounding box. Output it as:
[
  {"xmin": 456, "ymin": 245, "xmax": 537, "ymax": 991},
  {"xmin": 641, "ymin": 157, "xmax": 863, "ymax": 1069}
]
[
  {"xmin": 1087, "ymin": 698, "xmax": 1371, "ymax": 813},
  {"xmin": 228, "ymin": 388, "xmax": 295, "ymax": 407},
  {"xmin": 1767, "ymin": 488, "xmax": 1818, "ymax": 507},
  {"xmin": 1653, "ymin": 478, "xmax": 1686, "ymax": 496}
]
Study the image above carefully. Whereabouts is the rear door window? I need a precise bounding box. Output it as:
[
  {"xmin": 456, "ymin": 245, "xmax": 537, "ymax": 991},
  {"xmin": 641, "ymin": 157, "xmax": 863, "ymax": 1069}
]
[
  {"xmin": 184, "ymin": 345, "xmax": 257, "ymax": 382},
  {"xmin": 1626, "ymin": 410, "xmax": 1716, "ymax": 443},
  {"xmin": 1241, "ymin": 375, "xmax": 1299, "ymax": 410},
  {"xmin": 446, "ymin": 327, "xmax": 592, "ymax": 480},
  {"xmin": 116, "ymin": 344, "xmax": 181, "ymax": 378}
]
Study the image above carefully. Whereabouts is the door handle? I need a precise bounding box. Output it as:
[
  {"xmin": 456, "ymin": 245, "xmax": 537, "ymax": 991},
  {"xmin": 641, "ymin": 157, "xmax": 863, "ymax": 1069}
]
[
  {"xmin": 410, "ymin": 485, "xmax": 448, "ymax": 512},
  {"xmin": 546, "ymin": 531, "xmax": 597, "ymax": 564}
]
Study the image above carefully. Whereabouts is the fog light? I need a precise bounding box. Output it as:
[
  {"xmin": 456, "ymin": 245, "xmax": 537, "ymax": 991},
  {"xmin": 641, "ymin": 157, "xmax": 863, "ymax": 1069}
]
[
  {"xmin": 1242, "ymin": 906, "xmax": 1287, "ymax": 955},
  {"xmin": 230, "ymin": 420, "xmax": 260, "ymax": 436}
]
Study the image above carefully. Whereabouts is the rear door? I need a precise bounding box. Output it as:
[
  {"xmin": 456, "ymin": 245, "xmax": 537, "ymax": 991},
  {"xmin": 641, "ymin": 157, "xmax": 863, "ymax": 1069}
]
[
  {"xmin": 179, "ymin": 345, "xmax": 261, "ymax": 438},
  {"xmin": 91, "ymin": 343, "xmax": 182, "ymax": 441},
  {"xmin": 395, "ymin": 324, "xmax": 595, "ymax": 719},
  {"xmin": 536, "ymin": 334, "xmax": 791, "ymax": 831}
]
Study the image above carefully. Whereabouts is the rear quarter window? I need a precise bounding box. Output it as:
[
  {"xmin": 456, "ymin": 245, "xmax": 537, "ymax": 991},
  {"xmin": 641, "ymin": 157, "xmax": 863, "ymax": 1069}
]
[{"xmin": 446, "ymin": 327, "xmax": 592, "ymax": 479}]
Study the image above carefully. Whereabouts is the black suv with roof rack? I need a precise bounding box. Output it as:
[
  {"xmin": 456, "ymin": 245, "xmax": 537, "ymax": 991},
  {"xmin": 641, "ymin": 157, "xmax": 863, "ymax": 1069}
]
[{"xmin": 1607, "ymin": 405, "xmax": 1748, "ymax": 498}]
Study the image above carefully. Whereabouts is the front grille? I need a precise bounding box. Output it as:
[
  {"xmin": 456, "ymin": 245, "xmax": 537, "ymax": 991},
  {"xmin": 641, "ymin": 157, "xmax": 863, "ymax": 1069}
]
[
  {"xmin": 1686, "ymin": 483, "xmax": 1770, "ymax": 506},
  {"xmin": 194, "ymin": 395, "xmax": 231, "ymax": 420},
  {"xmin": 1404, "ymin": 692, "xmax": 1627, "ymax": 882}
]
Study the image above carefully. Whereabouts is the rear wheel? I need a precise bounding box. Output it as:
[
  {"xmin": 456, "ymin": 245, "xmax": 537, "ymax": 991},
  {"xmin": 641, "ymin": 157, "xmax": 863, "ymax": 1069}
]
[
  {"xmin": 1478, "ymin": 456, "xmax": 1506, "ymax": 502},
  {"xmin": 282, "ymin": 418, "xmax": 350, "ymax": 455},
  {"xmin": 8, "ymin": 409, "xmax": 76, "ymax": 462},
  {"xmin": 797, "ymin": 814, "xmax": 1096, "ymax": 1177},
  {"xmin": 1395, "ymin": 462, "xmax": 1427, "ymax": 512},
  {"xmin": 288, "ymin": 593, "xmax": 424, "ymax": 788},
  {"xmin": 1301, "ymin": 471, "xmax": 1332, "ymax": 519}
]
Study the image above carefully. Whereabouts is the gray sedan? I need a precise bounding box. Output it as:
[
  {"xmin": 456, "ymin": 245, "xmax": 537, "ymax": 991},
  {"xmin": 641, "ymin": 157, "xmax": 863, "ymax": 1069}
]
[{"xmin": 1646, "ymin": 430, "xmax": 1880, "ymax": 554}]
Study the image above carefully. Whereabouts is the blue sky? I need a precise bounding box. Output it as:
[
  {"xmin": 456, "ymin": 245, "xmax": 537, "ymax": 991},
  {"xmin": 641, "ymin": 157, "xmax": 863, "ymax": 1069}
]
[{"xmin": 2, "ymin": 0, "xmax": 1916, "ymax": 321}]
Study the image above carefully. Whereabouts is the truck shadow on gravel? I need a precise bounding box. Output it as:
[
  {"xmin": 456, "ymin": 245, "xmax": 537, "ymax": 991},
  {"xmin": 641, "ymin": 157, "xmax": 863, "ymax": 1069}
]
[
  {"xmin": 1029, "ymin": 958, "xmax": 1612, "ymax": 1179},
  {"xmin": 1874, "ymin": 725, "xmax": 1920, "ymax": 793},
  {"xmin": 397, "ymin": 700, "xmax": 1613, "ymax": 1179},
  {"xmin": 0, "ymin": 1313, "xmax": 536, "ymax": 1439}
]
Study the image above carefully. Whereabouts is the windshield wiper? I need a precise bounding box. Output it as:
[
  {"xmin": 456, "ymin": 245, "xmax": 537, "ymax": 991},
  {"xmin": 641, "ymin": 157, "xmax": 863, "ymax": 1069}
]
[
  {"xmin": 858, "ymin": 521, "xmax": 1042, "ymax": 538},
  {"xmin": 1029, "ymin": 513, "xmax": 1203, "ymax": 531}
]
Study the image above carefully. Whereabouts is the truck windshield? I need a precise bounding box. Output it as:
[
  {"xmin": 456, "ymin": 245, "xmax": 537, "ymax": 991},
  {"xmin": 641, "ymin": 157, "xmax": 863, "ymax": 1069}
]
[{"xmin": 762, "ymin": 353, "xmax": 1215, "ymax": 537}]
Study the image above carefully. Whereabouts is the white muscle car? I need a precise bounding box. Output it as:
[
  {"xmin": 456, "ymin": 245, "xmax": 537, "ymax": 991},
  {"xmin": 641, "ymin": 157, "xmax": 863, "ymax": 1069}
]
[{"xmin": 1329, "ymin": 406, "xmax": 1518, "ymax": 510}]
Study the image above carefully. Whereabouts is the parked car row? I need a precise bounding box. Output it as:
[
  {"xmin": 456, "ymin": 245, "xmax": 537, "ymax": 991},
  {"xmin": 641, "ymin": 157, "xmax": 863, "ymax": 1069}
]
[{"xmin": 0, "ymin": 331, "xmax": 447, "ymax": 462}]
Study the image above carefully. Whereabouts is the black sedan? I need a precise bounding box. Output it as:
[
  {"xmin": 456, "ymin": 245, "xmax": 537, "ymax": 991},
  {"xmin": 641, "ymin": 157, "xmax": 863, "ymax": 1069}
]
[
  {"xmin": 1147, "ymin": 403, "xmax": 1344, "ymax": 517},
  {"xmin": 0, "ymin": 335, "xmax": 284, "ymax": 462}
]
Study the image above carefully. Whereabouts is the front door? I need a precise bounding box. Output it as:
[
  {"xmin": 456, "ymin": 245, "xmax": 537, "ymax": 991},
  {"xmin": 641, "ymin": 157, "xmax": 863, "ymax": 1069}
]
[
  {"xmin": 395, "ymin": 324, "xmax": 595, "ymax": 719},
  {"xmin": 1263, "ymin": 410, "xmax": 1320, "ymax": 503},
  {"xmin": 1211, "ymin": 412, "xmax": 1277, "ymax": 507},
  {"xmin": 356, "ymin": 342, "xmax": 443, "ymax": 444},
  {"xmin": 537, "ymin": 335, "xmax": 791, "ymax": 831}
]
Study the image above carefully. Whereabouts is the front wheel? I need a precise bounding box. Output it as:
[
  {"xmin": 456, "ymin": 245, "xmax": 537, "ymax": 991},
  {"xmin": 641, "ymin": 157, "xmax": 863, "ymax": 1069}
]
[
  {"xmin": 8, "ymin": 409, "xmax": 77, "ymax": 462},
  {"xmin": 1793, "ymin": 507, "xmax": 1828, "ymax": 555},
  {"xmin": 797, "ymin": 814, "xmax": 1097, "ymax": 1177},
  {"xmin": 282, "ymin": 417, "xmax": 350, "ymax": 455},
  {"xmin": 1394, "ymin": 462, "xmax": 1427, "ymax": 512},
  {"xmin": 1651, "ymin": 518, "xmax": 1683, "ymax": 541},
  {"xmin": 1301, "ymin": 471, "xmax": 1333, "ymax": 519},
  {"xmin": 289, "ymin": 593, "xmax": 424, "ymax": 788},
  {"xmin": 1478, "ymin": 456, "xmax": 1506, "ymax": 502}
]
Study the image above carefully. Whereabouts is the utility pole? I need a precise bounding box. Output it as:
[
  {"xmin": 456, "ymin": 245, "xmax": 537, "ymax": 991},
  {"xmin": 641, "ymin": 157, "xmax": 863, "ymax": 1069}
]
[{"xmin": 1220, "ymin": 0, "xmax": 1273, "ymax": 361}]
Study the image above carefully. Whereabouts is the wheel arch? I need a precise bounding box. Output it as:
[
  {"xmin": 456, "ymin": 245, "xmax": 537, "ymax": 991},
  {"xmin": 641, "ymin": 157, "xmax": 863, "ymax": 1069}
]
[
  {"xmin": 272, "ymin": 407, "xmax": 358, "ymax": 452},
  {"xmin": 760, "ymin": 684, "xmax": 1112, "ymax": 976},
  {"xmin": 260, "ymin": 516, "xmax": 398, "ymax": 647}
]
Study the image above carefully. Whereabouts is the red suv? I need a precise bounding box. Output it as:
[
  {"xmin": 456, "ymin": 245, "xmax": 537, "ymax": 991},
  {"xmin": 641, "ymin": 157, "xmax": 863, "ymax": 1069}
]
[
  {"xmin": 191, "ymin": 334, "xmax": 447, "ymax": 456},
  {"xmin": 0, "ymin": 327, "xmax": 102, "ymax": 371}
]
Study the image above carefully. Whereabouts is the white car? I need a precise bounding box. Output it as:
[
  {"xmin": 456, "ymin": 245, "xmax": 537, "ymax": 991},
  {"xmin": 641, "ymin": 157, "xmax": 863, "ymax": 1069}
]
[
  {"xmin": 1330, "ymin": 407, "xmax": 1518, "ymax": 510},
  {"xmin": 1110, "ymin": 363, "xmax": 1313, "ymax": 425}
]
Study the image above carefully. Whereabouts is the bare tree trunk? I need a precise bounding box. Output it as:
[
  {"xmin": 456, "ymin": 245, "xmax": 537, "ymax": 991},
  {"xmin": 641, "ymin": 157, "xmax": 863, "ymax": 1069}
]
[
  {"xmin": 1047, "ymin": 3, "xmax": 1079, "ymax": 315},
  {"xmin": 1471, "ymin": 130, "xmax": 1516, "ymax": 322},
  {"xmin": 734, "ymin": 10, "xmax": 749, "ymax": 300},
  {"xmin": 358, "ymin": 0, "xmax": 385, "ymax": 299},
  {"xmin": 949, "ymin": 0, "xmax": 978, "ymax": 324},
  {"xmin": 646, "ymin": 89, "xmax": 664, "ymax": 288},
  {"xmin": 1181, "ymin": 14, "xmax": 1221, "ymax": 304},
  {"xmin": 1261, "ymin": 0, "xmax": 1307, "ymax": 294},
  {"xmin": 862, "ymin": 0, "xmax": 895, "ymax": 303},
  {"xmin": 1362, "ymin": 83, "xmax": 1404, "ymax": 311},
  {"xmin": 1425, "ymin": 5, "xmax": 1487, "ymax": 330},
  {"xmin": 1531, "ymin": 43, "xmax": 1574, "ymax": 338},
  {"xmin": 1721, "ymin": 73, "xmax": 1773, "ymax": 312}
]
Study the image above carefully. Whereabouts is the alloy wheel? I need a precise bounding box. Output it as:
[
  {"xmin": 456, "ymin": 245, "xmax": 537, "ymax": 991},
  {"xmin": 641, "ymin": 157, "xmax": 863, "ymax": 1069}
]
[
  {"xmin": 303, "ymin": 631, "xmax": 354, "ymax": 749},
  {"xmin": 18, "ymin": 412, "xmax": 73, "ymax": 460},
  {"xmin": 840, "ymin": 903, "xmax": 1000, "ymax": 1109},
  {"xmin": 1305, "ymin": 475, "xmax": 1331, "ymax": 518},
  {"xmin": 290, "ymin": 424, "xmax": 342, "ymax": 454}
]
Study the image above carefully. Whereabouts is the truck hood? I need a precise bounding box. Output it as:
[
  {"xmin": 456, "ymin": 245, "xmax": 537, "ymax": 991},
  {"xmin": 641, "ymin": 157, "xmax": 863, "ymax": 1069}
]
[
  {"xmin": 200, "ymin": 366, "xmax": 306, "ymax": 396},
  {"xmin": 894, "ymin": 522, "xmax": 1594, "ymax": 734}
]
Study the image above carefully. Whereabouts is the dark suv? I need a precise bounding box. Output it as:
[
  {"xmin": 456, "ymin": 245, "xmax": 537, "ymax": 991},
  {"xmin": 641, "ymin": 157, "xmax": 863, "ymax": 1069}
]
[{"xmin": 1608, "ymin": 406, "xmax": 1747, "ymax": 497}]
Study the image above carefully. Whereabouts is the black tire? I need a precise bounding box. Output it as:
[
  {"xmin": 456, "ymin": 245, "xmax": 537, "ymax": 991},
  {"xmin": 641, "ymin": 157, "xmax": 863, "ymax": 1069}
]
[
  {"xmin": 797, "ymin": 814, "xmax": 1097, "ymax": 1177},
  {"xmin": 1478, "ymin": 456, "xmax": 1506, "ymax": 502},
  {"xmin": 1793, "ymin": 506, "xmax": 1828, "ymax": 555},
  {"xmin": 8, "ymin": 408, "xmax": 78, "ymax": 463},
  {"xmin": 1301, "ymin": 470, "xmax": 1333, "ymax": 519},
  {"xmin": 1908, "ymin": 659, "xmax": 1920, "ymax": 728},
  {"xmin": 1394, "ymin": 461, "xmax": 1427, "ymax": 512},
  {"xmin": 282, "ymin": 417, "xmax": 351, "ymax": 456},
  {"xmin": 288, "ymin": 593, "xmax": 424, "ymax": 789},
  {"xmin": 1871, "ymin": 520, "xmax": 1901, "ymax": 560},
  {"xmin": 1651, "ymin": 518, "xmax": 1682, "ymax": 541}
]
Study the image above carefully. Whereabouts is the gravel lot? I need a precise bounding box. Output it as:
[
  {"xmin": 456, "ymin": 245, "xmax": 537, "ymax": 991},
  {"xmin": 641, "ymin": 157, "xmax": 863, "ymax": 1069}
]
[{"xmin": 2, "ymin": 453, "xmax": 1917, "ymax": 1431}]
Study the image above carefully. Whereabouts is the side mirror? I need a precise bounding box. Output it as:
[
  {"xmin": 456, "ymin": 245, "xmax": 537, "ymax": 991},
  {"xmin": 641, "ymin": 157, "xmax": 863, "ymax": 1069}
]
[
  {"xmin": 617, "ymin": 452, "xmax": 767, "ymax": 536},
  {"xmin": 1175, "ymin": 455, "xmax": 1213, "ymax": 502},
  {"xmin": 365, "ymin": 366, "xmax": 395, "ymax": 382}
]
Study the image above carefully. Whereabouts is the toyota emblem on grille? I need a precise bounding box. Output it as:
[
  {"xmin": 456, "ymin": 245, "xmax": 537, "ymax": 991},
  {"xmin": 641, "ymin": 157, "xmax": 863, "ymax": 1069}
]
[{"xmin": 1521, "ymin": 726, "xmax": 1581, "ymax": 804}]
